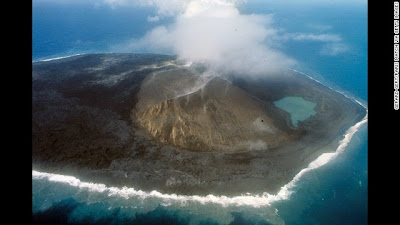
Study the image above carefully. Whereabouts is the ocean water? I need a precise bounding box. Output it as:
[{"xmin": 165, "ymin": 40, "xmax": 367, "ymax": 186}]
[{"xmin": 32, "ymin": 1, "xmax": 367, "ymax": 225}]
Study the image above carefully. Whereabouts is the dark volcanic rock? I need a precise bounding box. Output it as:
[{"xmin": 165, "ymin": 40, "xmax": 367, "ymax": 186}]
[{"xmin": 32, "ymin": 53, "xmax": 366, "ymax": 196}]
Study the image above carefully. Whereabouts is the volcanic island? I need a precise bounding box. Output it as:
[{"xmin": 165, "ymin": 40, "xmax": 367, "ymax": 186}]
[{"xmin": 32, "ymin": 53, "xmax": 366, "ymax": 196}]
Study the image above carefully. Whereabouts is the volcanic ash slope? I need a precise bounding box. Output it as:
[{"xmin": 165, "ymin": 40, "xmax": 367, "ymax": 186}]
[{"xmin": 136, "ymin": 69, "xmax": 290, "ymax": 152}]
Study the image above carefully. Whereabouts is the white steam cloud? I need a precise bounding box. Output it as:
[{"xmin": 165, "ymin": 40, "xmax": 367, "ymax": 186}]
[
  {"xmin": 146, "ymin": 15, "xmax": 160, "ymax": 22},
  {"xmin": 284, "ymin": 33, "xmax": 342, "ymax": 42},
  {"xmin": 115, "ymin": 0, "xmax": 296, "ymax": 76},
  {"xmin": 320, "ymin": 42, "xmax": 349, "ymax": 56},
  {"xmin": 283, "ymin": 32, "xmax": 349, "ymax": 56},
  {"xmin": 106, "ymin": 0, "xmax": 350, "ymax": 74},
  {"xmin": 138, "ymin": 0, "xmax": 189, "ymax": 17}
]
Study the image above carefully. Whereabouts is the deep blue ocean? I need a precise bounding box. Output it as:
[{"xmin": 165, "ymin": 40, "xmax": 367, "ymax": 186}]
[{"xmin": 32, "ymin": 1, "xmax": 367, "ymax": 225}]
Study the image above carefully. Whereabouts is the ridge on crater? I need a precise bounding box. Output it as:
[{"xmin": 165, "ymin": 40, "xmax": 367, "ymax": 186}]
[{"xmin": 135, "ymin": 69, "xmax": 289, "ymax": 152}]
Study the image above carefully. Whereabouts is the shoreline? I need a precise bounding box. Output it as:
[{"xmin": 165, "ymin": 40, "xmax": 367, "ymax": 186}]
[
  {"xmin": 32, "ymin": 112, "xmax": 367, "ymax": 207},
  {"xmin": 32, "ymin": 53, "xmax": 367, "ymax": 200},
  {"xmin": 32, "ymin": 53, "xmax": 368, "ymax": 206},
  {"xmin": 292, "ymin": 69, "xmax": 367, "ymax": 108},
  {"xmin": 32, "ymin": 53, "xmax": 85, "ymax": 63}
]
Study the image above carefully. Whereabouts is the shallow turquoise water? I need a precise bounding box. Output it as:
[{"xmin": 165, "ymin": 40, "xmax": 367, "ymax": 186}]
[{"xmin": 273, "ymin": 96, "xmax": 317, "ymax": 127}]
